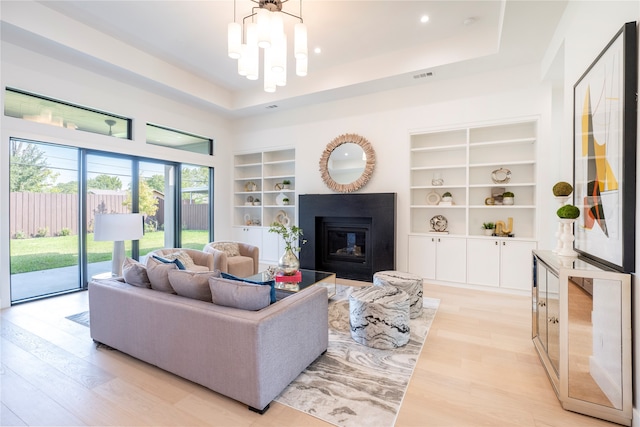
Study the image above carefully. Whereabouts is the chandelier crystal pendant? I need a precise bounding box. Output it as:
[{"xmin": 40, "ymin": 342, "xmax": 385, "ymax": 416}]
[{"xmin": 228, "ymin": 0, "xmax": 308, "ymax": 92}]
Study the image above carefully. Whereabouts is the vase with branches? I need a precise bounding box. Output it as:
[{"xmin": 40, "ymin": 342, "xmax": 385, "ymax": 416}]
[{"xmin": 269, "ymin": 222, "xmax": 306, "ymax": 275}]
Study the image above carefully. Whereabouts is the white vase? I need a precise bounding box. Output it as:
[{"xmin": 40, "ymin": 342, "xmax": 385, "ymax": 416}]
[
  {"xmin": 503, "ymin": 197, "xmax": 514, "ymax": 205},
  {"xmin": 484, "ymin": 229, "xmax": 494, "ymax": 236},
  {"xmin": 557, "ymin": 218, "xmax": 578, "ymax": 257}
]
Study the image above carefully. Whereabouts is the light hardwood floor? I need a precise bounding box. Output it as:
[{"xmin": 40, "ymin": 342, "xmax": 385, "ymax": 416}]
[{"xmin": 0, "ymin": 281, "xmax": 619, "ymax": 427}]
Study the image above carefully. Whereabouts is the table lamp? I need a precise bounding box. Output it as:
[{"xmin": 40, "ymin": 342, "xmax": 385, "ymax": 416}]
[{"xmin": 94, "ymin": 213, "xmax": 144, "ymax": 277}]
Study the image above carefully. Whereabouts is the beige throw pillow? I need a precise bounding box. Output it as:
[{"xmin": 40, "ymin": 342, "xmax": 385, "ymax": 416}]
[
  {"xmin": 163, "ymin": 250, "xmax": 196, "ymax": 270},
  {"xmin": 168, "ymin": 270, "xmax": 221, "ymax": 302},
  {"xmin": 122, "ymin": 257, "xmax": 152, "ymax": 288},
  {"xmin": 209, "ymin": 277, "xmax": 270, "ymax": 311},
  {"xmin": 146, "ymin": 256, "xmax": 178, "ymax": 293},
  {"xmin": 210, "ymin": 242, "xmax": 240, "ymax": 257}
]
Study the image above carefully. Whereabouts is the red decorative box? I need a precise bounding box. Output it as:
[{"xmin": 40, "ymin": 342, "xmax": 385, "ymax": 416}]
[{"xmin": 275, "ymin": 271, "xmax": 302, "ymax": 283}]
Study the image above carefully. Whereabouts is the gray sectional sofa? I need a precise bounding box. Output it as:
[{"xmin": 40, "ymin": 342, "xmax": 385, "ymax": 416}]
[{"xmin": 88, "ymin": 277, "xmax": 329, "ymax": 413}]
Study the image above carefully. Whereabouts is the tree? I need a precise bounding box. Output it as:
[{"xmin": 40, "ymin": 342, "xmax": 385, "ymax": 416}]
[
  {"xmin": 123, "ymin": 180, "xmax": 159, "ymax": 218},
  {"xmin": 181, "ymin": 166, "xmax": 209, "ymax": 204},
  {"xmin": 88, "ymin": 174, "xmax": 122, "ymax": 191},
  {"xmin": 145, "ymin": 174, "xmax": 165, "ymax": 193},
  {"xmin": 50, "ymin": 181, "xmax": 78, "ymax": 194},
  {"xmin": 10, "ymin": 140, "xmax": 58, "ymax": 192}
]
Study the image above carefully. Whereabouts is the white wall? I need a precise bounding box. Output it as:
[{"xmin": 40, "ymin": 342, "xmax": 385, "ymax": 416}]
[
  {"xmin": 0, "ymin": 41, "xmax": 234, "ymax": 308},
  {"xmin": 232, "ymin": 63, "xmax": 551, "ymax": 272}
]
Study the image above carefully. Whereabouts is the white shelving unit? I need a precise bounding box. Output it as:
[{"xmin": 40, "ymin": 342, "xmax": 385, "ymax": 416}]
[
  {"xmin": 233, "ymin": 148, "xmax": 295, "ymax": 263},
  {"xmin": 408, "ymin": 119, "xmax": 538, "ymax": 290}
]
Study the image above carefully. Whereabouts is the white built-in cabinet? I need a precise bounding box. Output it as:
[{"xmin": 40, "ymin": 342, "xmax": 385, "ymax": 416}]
[
  {"xmin": 233, "ymin": 148, "xmax": 295, "ymax": 263},
  {"xmin": 408, "ymin": 119, "xmax": 538, "ymax": 291}
]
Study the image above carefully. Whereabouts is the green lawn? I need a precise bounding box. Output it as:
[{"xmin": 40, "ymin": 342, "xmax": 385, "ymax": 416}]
[{"xmin": 10, "ymin": 230, "xmax": 209, "ymax": 274}]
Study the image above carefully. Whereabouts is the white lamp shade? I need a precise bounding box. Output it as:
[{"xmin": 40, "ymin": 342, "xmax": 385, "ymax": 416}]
[
  {"xmin": 296, "ymin": 56, "xmax": 308, "ymax": 77},
  {"xmin": 271, "ymin": 33, "xmax": 286, "ymax": 74},
  {"xmin": 227, "ymin": 22, "xmax": 242, "ymax": 59},
  {"xmin": 294, "ymin": 23, "xmax": 308, "ymax": 59},
  {"xmin": 94, "ymin": 213, "xmax": 144, "ymax": 242},
  {"xmin": 238, "ymin": 44, "xmax": 249, "ymax": 76},
  {"xmin": 256, "ymin": 8, "xmax": 271, "ymax": 49},
  {"xmin": 276, "ymin": 36, "xmax": 287, "ymax": 86},
  {"xmin": 263, "ymin": 48, "xmax": 277, "ymax": 92}
]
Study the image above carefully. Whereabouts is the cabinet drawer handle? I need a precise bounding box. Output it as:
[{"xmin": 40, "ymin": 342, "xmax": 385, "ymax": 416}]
[
  {"xmin": 502, "ymin": 241, "xmax": 506, "ymax": 246},
  {"xmin": 495, "ymin": 241, "xmax": 498, "ymax": 245}
]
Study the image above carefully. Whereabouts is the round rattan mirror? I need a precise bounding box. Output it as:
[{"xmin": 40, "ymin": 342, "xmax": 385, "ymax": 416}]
[{"xmin": 319, "ymin": 133, "xmax": 376, "ymax": 193}]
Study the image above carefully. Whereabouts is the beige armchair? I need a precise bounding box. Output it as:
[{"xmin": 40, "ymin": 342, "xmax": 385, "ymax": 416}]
[
  {"xmin": 148, "ymin": 248, "xmax": 214, "ymax": 272},
  {"xmin": 203, "ymin": 241, "xmax": 259, "ymax": 278}
]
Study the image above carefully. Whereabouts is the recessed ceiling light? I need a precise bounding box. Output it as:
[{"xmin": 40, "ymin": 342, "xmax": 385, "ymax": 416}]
[
  {"xmin": 314, "ymin": 47, "xmax": 322, "ymax": 54},
  {"xmin": 463, "ymin": 17, "xmax": 477, "ymax": 26},
  {"xmin": 420, "ymin": 15, "xmax": 429, "ymax": 24}
]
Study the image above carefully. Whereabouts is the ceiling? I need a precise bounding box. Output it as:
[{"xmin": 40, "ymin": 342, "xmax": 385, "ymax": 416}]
[{"xmin": 1, "ymin": 1, "xmax": 568, "ymax": 119}]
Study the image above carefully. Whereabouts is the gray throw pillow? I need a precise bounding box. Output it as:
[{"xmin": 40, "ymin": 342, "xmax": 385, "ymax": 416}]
[
  {"xmin": 122, "ymin": 257, "xmax": 152, "ymax": 288},
  {"xmin": 146, "ymin": 256, "xmax": 178, "ymax": 293},
  {"xmin": 209, "ymin": 276, "xmax": 270, "ymax": 311},
  {"xmin": 168, "ymin": 269, "xmax": 221, "ymax": 302}
]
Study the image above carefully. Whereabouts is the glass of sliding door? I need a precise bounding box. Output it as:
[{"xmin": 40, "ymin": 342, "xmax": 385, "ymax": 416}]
[
  {"xmin": 138, "ymin": 161, "xmax": 176, "ymax": 258},
  {"xmin": 86, "ymin": 154, "xmax": 133, "ymax": 278},
  {"xmin": 9, "ymin": 139, "xmax": 80, "ymax": 302},
  {"xmin": 180, "ymin": 164, "xmax": 211, "ymax": 249}
]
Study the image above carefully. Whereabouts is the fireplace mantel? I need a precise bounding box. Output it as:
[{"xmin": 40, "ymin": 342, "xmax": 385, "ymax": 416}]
[{"xmin": 299, "ymin": 193, "xmax": 396, "ymax": 282}]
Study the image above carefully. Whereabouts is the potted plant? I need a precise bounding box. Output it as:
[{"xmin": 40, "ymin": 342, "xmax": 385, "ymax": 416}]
[
  {"xmin": 253, "ymin": 197, "xmax": 260, "ymax": 206},
  {"xmin": 282, "ymin": 179, "xmax": 291, "ymax": 189},
  {"xmin": 268, "ymin": 222, "xmax": 306, "ymax": 275},
  {"xmin": 282, "ymin": 197, "xmax": 290, "ymax": 205},
  {"xmin": 557, "ymin": 204, "xmax": 580, "ymax": 219},
  {"xmin": 482, "ymin": 222, "xmax": 496, "ymax": 236},
  {"xmin": 441, "ymin": 192, "xmax": 453, "ymax": 202},
  {"xmin": 553, "ymin": 181, "xmax": 573, "ymax": 205},
  {"xmin": 502, "ymin": 191, "xmax": 514, "ymax": 205}
]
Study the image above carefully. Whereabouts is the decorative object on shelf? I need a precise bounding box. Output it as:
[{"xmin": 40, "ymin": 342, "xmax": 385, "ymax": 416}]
[
  {"xmin": 429, "ymin": 215, "xmax": 448, "ymax": 233},
  {"xmin": 282, "ymin": 197, "xmax": 290, "ymax": 205},
  {"xmin": 227, "ymin": 0, "xmax": 308, "ymax": 93},
  {"xmin": 245, "ymin": 195, "xmax": 254, "ymax": 205},
  {"xmin": 426, "ymin": 191, "xmax": 441, "ymax": 205},
  {"xmin": 495, "ymin": 217, "xmax": 514, "ymax": 237},
  {"xmin": 491, "ymin": 187, "xmax": 505, "ymax": 204},
  {"xmin": 484, "ymin": 197, "xmax": 495, "ymax": 205},
  {"xmin": 253, "ymin": 198, "xmax": 261, "ymax": 206},
  {"xmin": 274, "ymin": 210, "xmax": 290, "ymax": 226},
  {"xmin": 491, "ymin": 168, "xmax": 511, "ymax": 184},
  {"xmin": 573, "ymin": 22, "xmax": 637, "ymax": 273},
  {"xmin": 244, "ymin": 181, "xmax": 257, "ymax": 192},
  {"xmin": 319, "ymin": 133, "xmax": 376, "ymax": 193},
  {"xmin": 502, "ymin": 191, "xmax": 514, "ymax": 205},
  {"xmin": 282, "ymin": 179, "xmax": 291, "ymax": 189},
  {"xmin": 431, "ymin": 172, "xmax": 444, "ymax": 186},
  {"xmin": 482, "ymin": 222, "xmax": 496, "ymax": 236},
  {"xmin": 556, "ymin": 205, "xmax": 580, "ymax": 257},
  {"xmin": 275, "ymin": 192, "xmax": 288, "ymax": 205},
  {"xmin": 268, "ymin": 222, "xmax": 306, "ymax": 275},
  {"xmin": 552, "ymin": 182, "xmax": 572, "ymax": 253},
  {"xmin": 274, "ymin": 182, "xmax": 283, "ymax": 190},
  {"xmin": 439, "ymin": 191, "xmax": 453, "ymax": 206},
  {"xmin": 244, "ymin": 213, "xmax": 252, "ymax": 225}
]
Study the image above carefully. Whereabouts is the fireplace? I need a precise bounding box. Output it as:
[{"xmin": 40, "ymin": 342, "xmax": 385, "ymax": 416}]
[{"xmin": 299, "ymin": 193, "xmax": 395, "ymax": 282}]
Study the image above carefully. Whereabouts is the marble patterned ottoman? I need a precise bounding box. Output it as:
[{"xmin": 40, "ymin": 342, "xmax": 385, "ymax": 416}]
[
  {"xmin": 373, "ymin": 270, "xmax": 423, "ymax": 318},
  {"xmin": 348, "ymin": 285, "xmax": 410, "ymax": 349}
]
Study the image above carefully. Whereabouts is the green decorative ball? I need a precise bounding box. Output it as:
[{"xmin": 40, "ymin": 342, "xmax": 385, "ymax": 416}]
[
  {"xmin": 553, "ymin": 181, "xmax": 573, "ymax": 197},
  {"xmin": 557, "ymin": 204, "xmax": 580, "ymax": 219}
]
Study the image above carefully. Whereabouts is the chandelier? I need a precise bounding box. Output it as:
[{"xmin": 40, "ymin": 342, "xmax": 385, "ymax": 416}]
[{"xmin": 228, "ymin": 0, "xmax": 307, "ymax": 92}]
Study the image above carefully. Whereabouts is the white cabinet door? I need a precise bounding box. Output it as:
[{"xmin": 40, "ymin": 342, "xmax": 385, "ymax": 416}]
[
  {"xmin": 500, "ymin": 240, "xmax": 536, "ymax": 290},
  {"xmin": 232, "ymin": 226, "xmax": 262, "ymax": 249},
  {"xmin": 408, "ymin": 235, "xmax": 436, "ymax": 280},
  {"xmin": 261, "ymin": 228, "xmax": 284, "ymax": 263},
  {"xmin": 435, "ymin": 236, "xmax": 467, "ymax": 283},
  {"xmin": 467, "ymin": 239, "xmax": 500, "ymax": 286}
]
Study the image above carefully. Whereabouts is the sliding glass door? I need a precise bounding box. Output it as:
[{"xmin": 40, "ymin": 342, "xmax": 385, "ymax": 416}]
[{"xmin": 9, "ymin": 139, "xmax": 213, "ymax": 304}]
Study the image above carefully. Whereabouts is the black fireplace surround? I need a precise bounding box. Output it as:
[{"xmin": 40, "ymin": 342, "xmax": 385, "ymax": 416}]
[{"xmin": 299, "ymin": 193, "xmax": 396, "ymax": 282}]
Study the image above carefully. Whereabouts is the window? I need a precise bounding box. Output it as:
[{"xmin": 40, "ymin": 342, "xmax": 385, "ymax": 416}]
[{"xmin": 146, "ymin": 123, "xmax": 213, "ymax": 155}]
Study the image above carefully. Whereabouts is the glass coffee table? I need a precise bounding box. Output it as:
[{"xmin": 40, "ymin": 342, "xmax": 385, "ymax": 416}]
[{"xmin": 246, "ymin": 268, "xmax": 336, "ymax": 298}]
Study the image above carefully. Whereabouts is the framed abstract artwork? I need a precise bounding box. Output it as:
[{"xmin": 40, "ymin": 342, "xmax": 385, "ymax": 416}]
[{"xmin": 573, "ymin": 21, "xmax": 637, "ymax": 273}]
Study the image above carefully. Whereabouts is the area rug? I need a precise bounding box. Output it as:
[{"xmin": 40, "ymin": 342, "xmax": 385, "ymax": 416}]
[
  {"xmin": 275, "ymin": 285, "xmax": 439, "ymax": 427},
  {"xmin": 66, "ymin": 310, "xmax": 90, "ymax": 327}
]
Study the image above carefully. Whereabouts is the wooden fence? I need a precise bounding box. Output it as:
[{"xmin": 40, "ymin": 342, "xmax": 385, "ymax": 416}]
[{"xmin": 9, "ymin": 192, "xmax": 209, "ymax": 238}]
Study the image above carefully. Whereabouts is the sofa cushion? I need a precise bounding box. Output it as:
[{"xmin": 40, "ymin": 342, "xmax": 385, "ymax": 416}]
[
  {"xmin": 152, "ymin": 254, "xmax": 186, "ymax": 270},
  {"xmin": 147, "ymin": 256, "xmax": 178, "ymax": 293},
  {"xmin": 168, "ymin": 269, "xmax": 221, "ymax": 302},
  {"xmin": 161, "ymin": 250, "xmax": 197, "ymax": 270},
  {"xmin": 122, "ymin": 257, "xmax": 152, "ymax": 288},
  {"xmin": 210, "ymin": 242, "xmax": 240, "ymax": 257},
  {"xmin": 209, "ymin": 277, "xmax": 270, "ymax": 311},
  {"xmin": 221, "ymin": 272, "xmax": 276, "ymax": 303}
]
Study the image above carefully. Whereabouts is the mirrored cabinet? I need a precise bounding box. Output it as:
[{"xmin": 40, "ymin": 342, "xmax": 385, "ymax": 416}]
[{"xmin": 532, "ymin": 250, "xmax": 632, "ymax": 426}]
